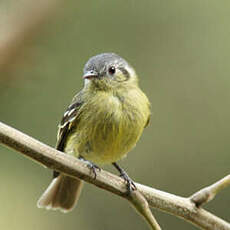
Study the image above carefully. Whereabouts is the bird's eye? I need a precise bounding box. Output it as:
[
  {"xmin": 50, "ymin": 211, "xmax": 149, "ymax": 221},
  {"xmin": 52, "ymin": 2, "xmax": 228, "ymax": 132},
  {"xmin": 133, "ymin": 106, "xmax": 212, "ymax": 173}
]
[{"xmin": 108, "ymin": 66, "xmax": 116, "ymax": 75}]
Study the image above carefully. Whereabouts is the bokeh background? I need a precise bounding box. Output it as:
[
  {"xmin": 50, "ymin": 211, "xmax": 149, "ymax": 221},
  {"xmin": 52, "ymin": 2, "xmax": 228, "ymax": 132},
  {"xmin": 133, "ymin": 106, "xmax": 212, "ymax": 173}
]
[{"xmin": 0, "ymin": 1, "xmax": 229, "ymax": 229}]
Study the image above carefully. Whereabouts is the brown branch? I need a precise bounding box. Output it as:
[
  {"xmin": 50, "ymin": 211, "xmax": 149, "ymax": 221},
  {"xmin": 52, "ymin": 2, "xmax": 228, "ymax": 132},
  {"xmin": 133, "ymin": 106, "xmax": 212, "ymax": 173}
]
[
  {"xmin": 128, "ymin": 190, "xmax": 162, "ymax": 230},
  {"xmin": 0, "ymin": 121, "xmax": 229, "ymax": 230},
  {"xmin": 190, "ymin": 175, "xmax": 230, "ymax": 207}
]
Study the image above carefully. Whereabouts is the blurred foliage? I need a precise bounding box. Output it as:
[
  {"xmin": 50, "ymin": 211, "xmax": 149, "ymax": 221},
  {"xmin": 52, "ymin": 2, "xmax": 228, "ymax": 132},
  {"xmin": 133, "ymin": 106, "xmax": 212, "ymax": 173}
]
[{"xmin": 0, "ymin": 0, "xmax": 229, "ymax": 229}]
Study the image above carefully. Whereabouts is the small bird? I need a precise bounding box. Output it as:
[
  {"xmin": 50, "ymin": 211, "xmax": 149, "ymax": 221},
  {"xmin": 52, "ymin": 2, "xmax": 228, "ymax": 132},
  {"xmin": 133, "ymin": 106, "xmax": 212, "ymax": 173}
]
[{"xmin": 37, "ymin": 53, "xmax": 150, "ymax": 212}]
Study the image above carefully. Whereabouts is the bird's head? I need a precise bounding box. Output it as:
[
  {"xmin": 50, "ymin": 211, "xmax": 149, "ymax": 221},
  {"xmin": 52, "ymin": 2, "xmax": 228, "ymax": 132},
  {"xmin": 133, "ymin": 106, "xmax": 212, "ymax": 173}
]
[{"xmin": 83, "ymin": 53, "xmax": 138, "ymax": 91}]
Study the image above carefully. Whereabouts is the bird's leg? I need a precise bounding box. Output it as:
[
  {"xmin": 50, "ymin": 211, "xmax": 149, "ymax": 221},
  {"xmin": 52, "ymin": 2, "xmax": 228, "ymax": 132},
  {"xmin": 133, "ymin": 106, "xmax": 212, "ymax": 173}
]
[
  {"xmin": 79, "ymin": 156, "xmax": 101, "ymax": 179},
  {"xmin": 112, "ymin": 162, "xmax": 137, "ymax": 193}
]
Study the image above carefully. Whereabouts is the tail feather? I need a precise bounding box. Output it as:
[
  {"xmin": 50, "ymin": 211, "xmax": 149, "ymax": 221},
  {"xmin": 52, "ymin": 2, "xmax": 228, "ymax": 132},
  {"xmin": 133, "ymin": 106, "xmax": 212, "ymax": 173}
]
[{"xmin": 37, "ymin": 175, "xmax": 83, "ymax": 213}]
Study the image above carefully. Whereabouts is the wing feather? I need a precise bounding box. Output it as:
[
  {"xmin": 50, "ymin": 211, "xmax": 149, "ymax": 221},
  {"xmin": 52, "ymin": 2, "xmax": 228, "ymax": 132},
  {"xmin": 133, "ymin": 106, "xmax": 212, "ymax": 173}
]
[{"xmin": 53, "ymin": 92, "xmax": 83, "ymax": 178}]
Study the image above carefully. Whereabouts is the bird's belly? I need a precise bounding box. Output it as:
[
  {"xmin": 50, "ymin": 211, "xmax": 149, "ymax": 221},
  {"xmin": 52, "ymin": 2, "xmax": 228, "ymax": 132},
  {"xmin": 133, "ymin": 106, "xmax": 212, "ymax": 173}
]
[
  {"xmin": 65, "ymin": 110, "xmax": 144, "ymax": 164},
  {"xmin": 79, "ymin": 116, "xmax": 143, "ymax": 164},
  {"xmin": 64, "ymin": 93, "xmax": 148, "ymax": 164},
  {"xmin": 82, "ymin": 127, "xmax": 141, "ymax": 164}
]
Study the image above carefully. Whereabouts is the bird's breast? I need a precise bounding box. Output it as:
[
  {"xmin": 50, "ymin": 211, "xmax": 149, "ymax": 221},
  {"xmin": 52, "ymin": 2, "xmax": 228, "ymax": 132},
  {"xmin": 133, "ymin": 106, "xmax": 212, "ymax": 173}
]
[{"xmin": 66, "ymin": 89, "xmax": 149, "ymax": 164}]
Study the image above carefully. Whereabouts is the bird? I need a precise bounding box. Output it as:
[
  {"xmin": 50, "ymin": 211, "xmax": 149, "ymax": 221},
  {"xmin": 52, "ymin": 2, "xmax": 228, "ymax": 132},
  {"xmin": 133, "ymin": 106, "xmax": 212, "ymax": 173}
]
[{"xmin": 37, "ymin": 53, "xmax": 151, "ymax": 212}]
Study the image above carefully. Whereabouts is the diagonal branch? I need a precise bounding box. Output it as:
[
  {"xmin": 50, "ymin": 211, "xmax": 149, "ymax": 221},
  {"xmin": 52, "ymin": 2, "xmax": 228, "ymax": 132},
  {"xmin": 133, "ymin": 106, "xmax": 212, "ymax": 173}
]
[
  {"xmin": 190, "ymin": 175, "xmax": 230, "ymax": 207},
  {"xmin": 128, "ymin": 190, "xmax": 162, "ymax": 230},
  {"xmin": 0, "ymin": 121, "xmax": 229, "ymax": 230}
]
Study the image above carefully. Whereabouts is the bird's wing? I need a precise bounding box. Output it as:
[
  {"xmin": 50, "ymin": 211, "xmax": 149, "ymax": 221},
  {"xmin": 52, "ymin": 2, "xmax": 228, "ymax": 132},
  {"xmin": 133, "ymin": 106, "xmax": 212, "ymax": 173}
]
[{"xmin": 53, "ymin": 92, "xmax": 83, "ymax": 178}]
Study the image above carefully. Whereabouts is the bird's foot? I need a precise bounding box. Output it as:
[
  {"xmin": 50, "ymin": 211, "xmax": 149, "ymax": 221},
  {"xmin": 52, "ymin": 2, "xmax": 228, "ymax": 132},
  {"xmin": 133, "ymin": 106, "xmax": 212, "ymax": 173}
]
[
  {"xmin": 79, "ymin": 157, "xmax": 101, "ymax": 179},
  {"xmin": 112, "ymin": 162, "xmax": 136, "ymax": 193},
  {"xmin": 120, "ymin": 171, "xmax": 137, "ymax": 193}
]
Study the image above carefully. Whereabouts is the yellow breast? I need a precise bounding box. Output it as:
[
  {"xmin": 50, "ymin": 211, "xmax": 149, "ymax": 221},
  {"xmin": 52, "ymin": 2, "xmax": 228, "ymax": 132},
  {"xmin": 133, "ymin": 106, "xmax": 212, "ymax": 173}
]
[{"xmin": 65, "ymin": 87, "xmax": 150, "ymax": 164}]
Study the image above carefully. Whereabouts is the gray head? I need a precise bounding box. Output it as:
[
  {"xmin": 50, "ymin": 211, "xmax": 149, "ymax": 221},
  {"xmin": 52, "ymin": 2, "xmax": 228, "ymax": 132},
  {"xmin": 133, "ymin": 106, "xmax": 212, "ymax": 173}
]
[{"xmin": 83, "ymin": 53, "xmax": 138, "ymax": 90}]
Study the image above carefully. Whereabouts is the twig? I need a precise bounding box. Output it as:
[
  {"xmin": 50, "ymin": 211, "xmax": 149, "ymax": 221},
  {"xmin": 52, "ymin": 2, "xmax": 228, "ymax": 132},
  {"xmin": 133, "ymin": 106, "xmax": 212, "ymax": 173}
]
[
  {"xmin": 0, "ymin": 121, "xmax": 229, "ymax": 230},
  {"xmin": 128, "ymin": 190, "xmax": 161, "ymax": 230},
  {"xmin": 190, "ymin": 175, "xmax": 230, "ymax": 207}
]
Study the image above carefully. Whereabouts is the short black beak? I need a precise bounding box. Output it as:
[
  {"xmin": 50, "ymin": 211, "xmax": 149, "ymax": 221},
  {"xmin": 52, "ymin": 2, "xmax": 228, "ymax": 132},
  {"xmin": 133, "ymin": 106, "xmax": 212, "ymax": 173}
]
[{"xmin": 83, "ymin": 70, "xmax": 98, "ymax": 80}]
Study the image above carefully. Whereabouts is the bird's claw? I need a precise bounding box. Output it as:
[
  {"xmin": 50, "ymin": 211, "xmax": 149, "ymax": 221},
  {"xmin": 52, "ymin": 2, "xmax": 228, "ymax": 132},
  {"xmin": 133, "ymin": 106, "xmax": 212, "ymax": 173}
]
[
  {"xmin": 120, "ymin": 172, "xmax": 137, "ymax": 193},
  {"xmin": 86, "ymin": 162, "xmax": 101, "ymax": 179},
  {"xmin": 79, "ymin": 157, "xmax": 101, "ymax": 179}
]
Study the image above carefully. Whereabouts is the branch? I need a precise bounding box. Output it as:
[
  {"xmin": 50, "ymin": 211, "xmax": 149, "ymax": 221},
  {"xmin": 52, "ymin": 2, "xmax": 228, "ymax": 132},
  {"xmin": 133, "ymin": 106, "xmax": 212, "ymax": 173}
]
[
  {"xmin": 128, "ymin": 190, "xmax": 162, "ymax": 230},
  {"xmin": 0, "ymin": 121, "xmax": 229, "ymax": 230},
  {"xmin": 190, "ymin": 175, "xmax": 230, "ymax": 207}
]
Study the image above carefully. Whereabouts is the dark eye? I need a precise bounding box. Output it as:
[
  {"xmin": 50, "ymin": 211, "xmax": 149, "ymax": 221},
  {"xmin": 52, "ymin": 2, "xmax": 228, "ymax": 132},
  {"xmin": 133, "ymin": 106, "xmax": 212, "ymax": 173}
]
[{"xmin": 108, "ymin": 66, "xmax": 116, "ymax": 75}]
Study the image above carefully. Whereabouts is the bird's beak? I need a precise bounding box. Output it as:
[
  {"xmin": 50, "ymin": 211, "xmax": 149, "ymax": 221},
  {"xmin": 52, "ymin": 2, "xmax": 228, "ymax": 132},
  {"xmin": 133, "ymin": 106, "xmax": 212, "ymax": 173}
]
[{"xmin": 83, "ymin": 70, "xmax": 98, "ymax": 80}]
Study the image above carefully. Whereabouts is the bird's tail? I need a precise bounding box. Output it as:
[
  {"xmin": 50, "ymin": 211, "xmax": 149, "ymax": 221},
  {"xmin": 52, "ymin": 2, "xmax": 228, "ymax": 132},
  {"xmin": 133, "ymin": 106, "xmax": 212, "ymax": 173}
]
[{"xmin": 37, "ymin": 174, "xmax": 83, "ymax": 213}]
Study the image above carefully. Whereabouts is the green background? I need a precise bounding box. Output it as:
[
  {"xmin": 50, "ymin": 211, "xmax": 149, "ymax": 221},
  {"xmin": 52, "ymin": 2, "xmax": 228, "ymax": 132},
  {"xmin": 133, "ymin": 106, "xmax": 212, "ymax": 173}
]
[{"xmin": 0, "ymin": 1, "xmax": 229, "ymax": 229}]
